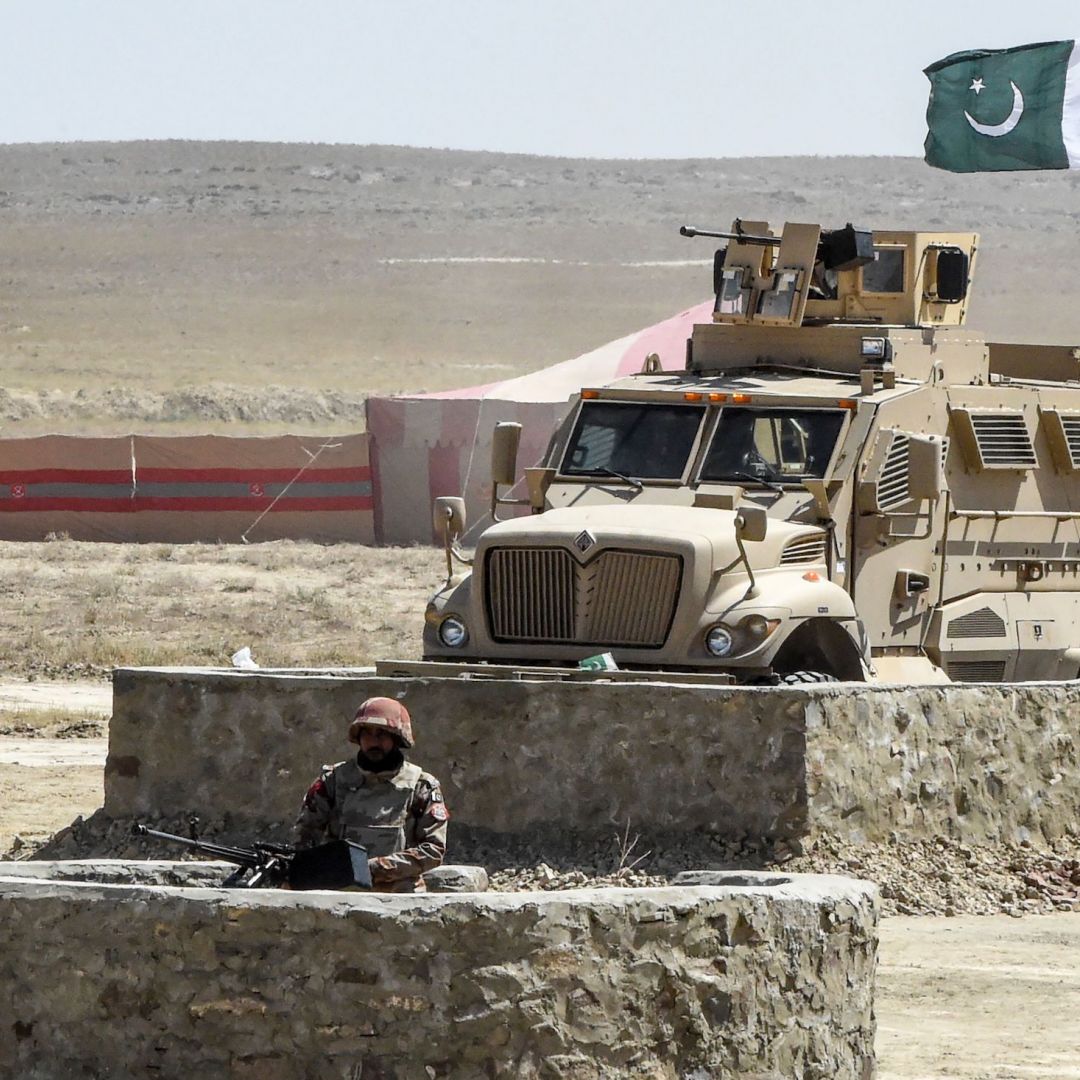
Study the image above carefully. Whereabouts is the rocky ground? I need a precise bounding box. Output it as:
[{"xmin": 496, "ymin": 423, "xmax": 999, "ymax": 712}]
[
  {"xmin": 24, "ymin": 802, "xmax": 1079, "ymax": 918},
  {"xmin": 484, "ymin": 833, "xmax": 1080, "ymax": 917}
]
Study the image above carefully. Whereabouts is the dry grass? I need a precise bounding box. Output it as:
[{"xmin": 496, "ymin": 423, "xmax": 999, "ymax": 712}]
[
  {"xmin": 0, "ymin": 539, "xmax": 445, "ymax": 678},
  {"xmin": 0, "ymin": 707, "xmax": 106, "ymax": 738},
  {"xmin": 3, "ymin": 143, "xmax": 1080, "ymax": 437}
]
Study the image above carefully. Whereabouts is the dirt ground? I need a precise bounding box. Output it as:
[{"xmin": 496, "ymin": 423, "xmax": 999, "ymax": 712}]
[
  {"xmin": 4, "ymin": 143, "xmax": 1080, "ymax": 435},
  {"xmin": 0, "ymin": 539, "xmax": 445, "ymax": 678},
  {"xmin": 877, "ymin": 914, "xmax": 1080, "ymax": 1080}
]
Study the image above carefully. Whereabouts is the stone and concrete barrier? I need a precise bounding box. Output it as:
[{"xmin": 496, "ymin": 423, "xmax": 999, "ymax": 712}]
[
  {"xmin": 102, "ymin": 668, "xmax": 1080, "ymax": 848},
  {"xmin": 0, "ymin": 864, "xmax": 877, "ymax": 1080}
]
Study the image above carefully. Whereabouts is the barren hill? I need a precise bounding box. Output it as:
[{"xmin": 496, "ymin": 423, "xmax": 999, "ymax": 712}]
[{"xmin": 2, "ymin": 141, "xmax": 1079, "ymax": 434}]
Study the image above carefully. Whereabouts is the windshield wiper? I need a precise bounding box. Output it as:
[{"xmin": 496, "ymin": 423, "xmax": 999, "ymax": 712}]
[
  {"xmin": 592, "ymin": 467, "xmax": 644, "ymax": 491},
  {"xmin": 730, "ymin": 470, "xmax": 784, "ymax": 494}
]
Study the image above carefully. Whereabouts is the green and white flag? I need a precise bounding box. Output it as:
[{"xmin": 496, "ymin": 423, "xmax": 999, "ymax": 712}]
[{"xmin": 924, "ymin": 40, "xmax": 1080, "ymax": 172}]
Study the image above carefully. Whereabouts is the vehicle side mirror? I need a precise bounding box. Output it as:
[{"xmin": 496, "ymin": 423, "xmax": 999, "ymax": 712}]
[
  {"xmin": 491, "ymin": 422, "xmax": 522, "ymax": 488},
  {"xmin": 433, "ymin": 496, "xmax": 466, "ymax": 544},
  {"xmin": 907, "ymin": 434, "xmax": 945, "ymax": 500},
  {"xmin": 735, "ymin": 505, "xmax": 768, "ymax": 542}
]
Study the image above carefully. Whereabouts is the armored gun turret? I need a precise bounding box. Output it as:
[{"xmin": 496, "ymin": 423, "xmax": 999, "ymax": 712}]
[{"xmin": 390, "ymin": 219, "xmax": 1080, "ymax": 685}]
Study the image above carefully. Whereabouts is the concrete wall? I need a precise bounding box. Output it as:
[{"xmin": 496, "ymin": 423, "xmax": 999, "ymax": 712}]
[
  {"xmin": 104, "ymin": 669, "xmax": 1080, "ymax": 847},
  {"xmin": 0, "ymin": 866, "xmax": 877, "ymax": 1080}
]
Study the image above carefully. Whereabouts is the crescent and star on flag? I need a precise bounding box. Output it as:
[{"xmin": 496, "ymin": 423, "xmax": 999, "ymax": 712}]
[{"xmin": 964, "ymin": 76, "xmax": 1025, "ymax": 138}]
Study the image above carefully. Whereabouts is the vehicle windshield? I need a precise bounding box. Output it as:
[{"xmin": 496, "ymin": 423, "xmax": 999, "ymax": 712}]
[
  {"xmin": 699, "ymin": 407, "xmax": 845, "ymax": 485},
  {"xmin": 562, "ymin": 401, "xmax": 706, "ymax": 480}
]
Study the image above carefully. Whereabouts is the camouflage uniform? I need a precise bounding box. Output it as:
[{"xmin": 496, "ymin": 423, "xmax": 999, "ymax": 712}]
[{"xmin": 293, "ymin": 697, "xmax": 448, "ymax": 893}]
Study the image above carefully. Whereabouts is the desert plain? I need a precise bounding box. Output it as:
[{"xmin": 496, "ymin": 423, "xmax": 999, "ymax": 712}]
[{"xmin": 1, "ymin": 141, "xmax": 1079, "ymax": 1078}]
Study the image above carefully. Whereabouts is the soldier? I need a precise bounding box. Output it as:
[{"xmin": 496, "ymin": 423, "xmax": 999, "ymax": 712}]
[{"xmin": 294, "ymin": 697, "xmax": 448, "ymax": 892}]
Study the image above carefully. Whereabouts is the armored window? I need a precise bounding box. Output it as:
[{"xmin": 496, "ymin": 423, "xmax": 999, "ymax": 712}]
[
  {"xmin": 757, "ymin": 268, "xmax": 802, "ymax": 320},
  {"xmin": 699, "ymin": 408, "xmax": 845, "ymax": 486},
  {"xmin": 950, "ymin": 409, "xmax": 1036, "ymax": 470},
  {"xmin": 862, "ymin": 247, "xmax": 905, "ymax": 294},
  {"xmin": 716, "ymin": 267, "xmax": 751, "ymax": 317},
  {"xmin": 1039, "ymin": 408, "xmax": 1080, "ymax": 472},
  {"xmin": 562, "ymin": 401, "xmax": 706, "ymax": 481}
]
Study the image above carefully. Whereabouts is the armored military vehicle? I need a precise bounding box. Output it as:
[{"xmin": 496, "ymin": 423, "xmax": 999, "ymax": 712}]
[{"xmin": 405, "ymin": 219, "xmax": 1080, "ymax": 685}]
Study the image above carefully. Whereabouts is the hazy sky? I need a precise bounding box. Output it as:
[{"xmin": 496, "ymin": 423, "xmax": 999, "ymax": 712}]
[{"xmin": 3, "ymin": 1, "xmax": 1077, "ymax": 157}]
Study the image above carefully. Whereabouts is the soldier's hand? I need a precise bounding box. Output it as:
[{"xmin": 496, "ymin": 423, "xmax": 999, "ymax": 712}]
[{"xmin": 368, "ymin": 856, "xmax": 394, "ymax": 883}]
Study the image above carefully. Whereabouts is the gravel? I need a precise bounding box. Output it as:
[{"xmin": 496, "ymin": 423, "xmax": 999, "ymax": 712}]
[
  {"xmin": 16, "ymin": 813, "xmax": 1080, "ymax": 917},
  {"xmin": 475, "ymin": 832, "xmax": 1080, "ymax": 918}
]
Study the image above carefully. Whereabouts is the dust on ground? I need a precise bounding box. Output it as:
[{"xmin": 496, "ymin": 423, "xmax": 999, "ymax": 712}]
[
  {"xmin": 0, "ymin": 539, "xmax": 444, "ymax": 678},
  {"xmin": 0, "ymin": 678, "xmax": 109, "ymax": 852},
  {"xmin": 4, "ymin": 143, "xmax": 1080, "ymax": 434},
  {"xmin": 0, "ymin": 679, "xmax": 111, "ymax": 721},
  {"xmin": 0, "ymin": 764, "xmax": 102, "ymax": 855},
  {"xmin": 877, "ymin": 913, "xmax": 1080, "ymax": 1080}
]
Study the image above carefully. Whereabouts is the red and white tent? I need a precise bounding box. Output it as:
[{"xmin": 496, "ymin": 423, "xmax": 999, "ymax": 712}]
[{"xmin": 367, "ymin": 300, "xmax": 712, "ymax": 543}]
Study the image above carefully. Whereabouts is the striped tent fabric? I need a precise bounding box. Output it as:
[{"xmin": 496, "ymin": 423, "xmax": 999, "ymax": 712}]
[
  {"xmin": 0, "ymin": 436, "xmax": 135, "ymax": 541},
  {"xmin": 131, "ymin": 434, "xmax": 373, "ymax": 542},
  {"xmin": 0, "ymin": 434, "xmax": 373, "ymax": 543}
]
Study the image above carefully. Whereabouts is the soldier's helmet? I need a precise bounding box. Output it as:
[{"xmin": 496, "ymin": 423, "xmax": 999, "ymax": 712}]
[{"xmin": 348, "ymin": 697, "xmax": 414, "ymax": 749}]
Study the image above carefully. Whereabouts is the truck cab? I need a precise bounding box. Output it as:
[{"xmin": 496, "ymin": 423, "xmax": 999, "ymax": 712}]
[{"xmin": 419, "ymin": 219, "xmax": 1080, "ymax": 685}]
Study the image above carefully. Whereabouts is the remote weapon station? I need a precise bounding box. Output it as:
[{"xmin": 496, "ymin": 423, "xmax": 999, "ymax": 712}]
[{"xmin": 398, "ymin": 219, "xmax": 1080, "ymax": 685}]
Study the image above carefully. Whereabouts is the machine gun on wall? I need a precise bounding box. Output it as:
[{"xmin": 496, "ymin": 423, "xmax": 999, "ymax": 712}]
[{"xmin": 133, "ymin": 822, "xmax": 372, "ymax": 891}]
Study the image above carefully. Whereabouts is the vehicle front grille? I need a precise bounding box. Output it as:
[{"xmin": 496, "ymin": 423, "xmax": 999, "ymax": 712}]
[{"xmin": 485, "ymin": 546, "xmax": 682, "ymax": 647}]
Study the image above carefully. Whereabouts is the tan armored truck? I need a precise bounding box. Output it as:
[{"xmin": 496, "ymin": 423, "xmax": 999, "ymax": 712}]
[{"xmin": 408, "ymin": 219, "xmax": 1080, "ymax": 685}]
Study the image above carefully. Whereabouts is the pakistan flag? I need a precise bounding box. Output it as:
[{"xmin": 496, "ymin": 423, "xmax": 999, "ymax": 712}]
[{"xmin": 924, "ymin": 40, "xmax": 1080, "ymax": 171}]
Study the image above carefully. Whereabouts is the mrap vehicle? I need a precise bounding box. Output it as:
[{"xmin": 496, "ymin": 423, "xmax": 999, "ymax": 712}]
[{"xmin": 406, "ymin": 219, "xmax": 1080, "ymax": 685}]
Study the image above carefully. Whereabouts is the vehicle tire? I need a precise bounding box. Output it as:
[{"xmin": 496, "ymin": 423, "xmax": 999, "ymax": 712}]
[
  {"xmin": 777, "ymin": 670, "xmax": 839, "ymax": 684},
  {"xmin": 746, "ymin": 674, "xmax": 780, "ymax": 686}
]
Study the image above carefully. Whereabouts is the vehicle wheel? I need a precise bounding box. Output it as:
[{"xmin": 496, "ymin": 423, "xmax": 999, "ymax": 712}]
[{"xmin": 777, "ymin": 670, "xmax": 839, "ymax": 684}]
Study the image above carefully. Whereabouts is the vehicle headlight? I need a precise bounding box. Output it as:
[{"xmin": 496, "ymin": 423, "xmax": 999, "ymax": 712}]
[
  {"xmin": 705, "ymin": 625, "xmax": 733, "ymax": 657},
  {"xmin": 438, "ymin": 616, "xmax": 469, "ymax": 648}
]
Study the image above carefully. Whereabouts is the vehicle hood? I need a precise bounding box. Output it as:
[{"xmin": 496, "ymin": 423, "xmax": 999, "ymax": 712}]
[{"xmin": 480, "ymin": 504, "xmax": 820, "ymax": 567}]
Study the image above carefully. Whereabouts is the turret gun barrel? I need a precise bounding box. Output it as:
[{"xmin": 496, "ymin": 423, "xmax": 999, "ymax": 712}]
[{"xmin": 680, "ymin": 222, "xmax": 780, "ymax": 246}]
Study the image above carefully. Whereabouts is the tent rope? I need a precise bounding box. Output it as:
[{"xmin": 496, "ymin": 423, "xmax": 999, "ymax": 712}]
[
  {"xmin": 241, "ymin": 440, "xmax": 342, "ymax": 544},
  {"xmin": 458, "ymin": 388, "xmax": 491, "ymax": 543},
  {"xmin": 458, "ymin": 388, "xmax": 529, "ymax": 545}
]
